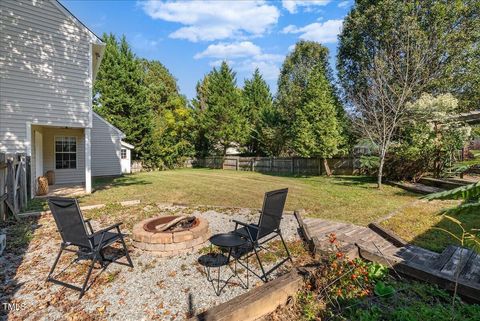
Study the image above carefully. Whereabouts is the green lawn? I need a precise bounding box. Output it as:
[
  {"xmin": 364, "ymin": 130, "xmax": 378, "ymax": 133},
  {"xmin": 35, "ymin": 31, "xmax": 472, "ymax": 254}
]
[
  {"xmin": 381, "ymin": 199, "xmax": 480, "ymax": 252},
  {"xmin": 73, "ymin": 169, "xmax": 418, "ymax": 225}
]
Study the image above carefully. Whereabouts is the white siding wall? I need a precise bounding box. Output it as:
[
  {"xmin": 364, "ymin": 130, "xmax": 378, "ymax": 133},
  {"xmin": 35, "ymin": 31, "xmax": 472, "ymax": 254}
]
[
  {"xmin": 43, "ymin": 127, "xmax": 85, "ymax": 184},
  {"xmin": 0, "ymin": 0, "xmax": 92, "ymax": 153},
  {"xmin": 91, "ymin": 113, "xmax": 122, "ymax": 177}
]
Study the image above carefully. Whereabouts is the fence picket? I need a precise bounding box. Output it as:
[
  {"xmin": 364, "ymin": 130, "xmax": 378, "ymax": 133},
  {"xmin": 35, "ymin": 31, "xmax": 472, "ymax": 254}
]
[{"xmin": 193, "ymin": 156, "xmax": 358, "ymax": 175}]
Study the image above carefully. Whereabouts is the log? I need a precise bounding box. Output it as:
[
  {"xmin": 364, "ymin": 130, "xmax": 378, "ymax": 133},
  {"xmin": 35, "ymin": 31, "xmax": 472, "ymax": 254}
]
[{"xmin": 155, "ymin": 215, "xmax": 189, "ymax": 232}]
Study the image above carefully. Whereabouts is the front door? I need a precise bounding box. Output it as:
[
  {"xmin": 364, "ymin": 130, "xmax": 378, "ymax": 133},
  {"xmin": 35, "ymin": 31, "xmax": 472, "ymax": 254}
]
[{"xmin": 35, "ymin": 131, "xmax": 43, "ymax": 180}]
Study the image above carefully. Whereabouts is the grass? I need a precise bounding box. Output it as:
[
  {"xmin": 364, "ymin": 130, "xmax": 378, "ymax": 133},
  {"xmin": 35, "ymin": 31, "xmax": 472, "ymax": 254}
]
[
  {"xmin": 381, "ymin": 199, "xmax": 480, "ymax": 252},
  {"xmin": 75, "ymin": 169, "xmax": 418, "ymax": 225}
]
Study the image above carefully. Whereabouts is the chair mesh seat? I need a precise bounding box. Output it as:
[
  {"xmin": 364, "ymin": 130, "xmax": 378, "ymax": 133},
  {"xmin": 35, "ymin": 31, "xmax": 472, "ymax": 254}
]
[
  {"xmin": 234, "ymin": 225, "xmax": 259, "ymax": 242},
  {"xmin": 91, "ymin": 232, "xmax": 120, "ymax": 248}
]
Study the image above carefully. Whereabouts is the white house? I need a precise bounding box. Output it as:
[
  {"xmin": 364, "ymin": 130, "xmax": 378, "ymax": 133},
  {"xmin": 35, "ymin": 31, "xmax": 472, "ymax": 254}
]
[{"xmin": 0, "ymin": 0, "xmax": 133, "ymax": 196}]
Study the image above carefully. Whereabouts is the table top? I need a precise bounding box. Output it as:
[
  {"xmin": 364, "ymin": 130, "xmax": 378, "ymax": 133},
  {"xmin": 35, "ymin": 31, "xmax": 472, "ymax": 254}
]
[{"xmin": 210, "ymin": 233, "xmax": 248, "ymax": 248}]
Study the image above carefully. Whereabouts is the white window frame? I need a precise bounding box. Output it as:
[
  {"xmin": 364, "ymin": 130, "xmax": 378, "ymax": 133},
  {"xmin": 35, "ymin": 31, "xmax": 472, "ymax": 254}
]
[
  {"xmin": 121, "ymin": 148, "xmax": 127, "ymax": 160},
  {"xmin": 54, "ymin": 136, "xmax": 78, "ymax": 170}
]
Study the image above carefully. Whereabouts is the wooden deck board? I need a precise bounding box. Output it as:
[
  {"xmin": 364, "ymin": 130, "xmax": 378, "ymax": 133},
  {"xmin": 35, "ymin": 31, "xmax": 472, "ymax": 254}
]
[{"xmin": 295, "ymin": 212, "xmax": 480, "ymax": 302}]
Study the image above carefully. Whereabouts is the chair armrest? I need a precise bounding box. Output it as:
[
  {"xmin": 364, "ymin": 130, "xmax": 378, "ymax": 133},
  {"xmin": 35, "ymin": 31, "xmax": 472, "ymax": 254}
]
[
  {"xmin": 232, "ymin": 219, "xmax": 258, "ymax": 230},
  {"xmin": 84, "ymin": 219, "xmax": 95, "ymax": 235},
  {"xmin": 89, "ymin": 222, "xmax": 122, "ymax": 238}
]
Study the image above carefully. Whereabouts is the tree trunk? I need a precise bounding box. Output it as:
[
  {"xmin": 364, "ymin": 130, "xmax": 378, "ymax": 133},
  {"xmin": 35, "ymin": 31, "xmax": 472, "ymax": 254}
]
[
  {"xmin": 323, "ymin": 158, "xmax": 332, "ymax": 176},
  {"xmin": 377, "ymin": 155, "xmax": 385, "ymax": 189}
]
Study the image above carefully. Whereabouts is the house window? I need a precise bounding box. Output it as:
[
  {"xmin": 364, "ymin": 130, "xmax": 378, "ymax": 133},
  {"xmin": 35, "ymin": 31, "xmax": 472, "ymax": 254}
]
[
  {"xmin": 121, "ymin": 149, "xmax": 127, "ymax": 159},
  {"xmin": 55, "ymin": 136, "xmax": 77, "ymax": 169}
]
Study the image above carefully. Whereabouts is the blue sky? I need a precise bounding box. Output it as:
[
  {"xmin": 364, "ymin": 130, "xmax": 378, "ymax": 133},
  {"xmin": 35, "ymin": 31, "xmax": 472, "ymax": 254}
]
[{"xmin": 62, "ymin": 0, "xmax": 353, "ymax": 99}]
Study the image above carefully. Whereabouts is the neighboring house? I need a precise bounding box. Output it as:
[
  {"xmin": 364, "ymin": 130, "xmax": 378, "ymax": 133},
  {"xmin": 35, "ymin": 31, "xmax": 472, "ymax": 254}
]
[{"xmin": 0, "ymin": 0, "xmax": 133, "ymax": 196}]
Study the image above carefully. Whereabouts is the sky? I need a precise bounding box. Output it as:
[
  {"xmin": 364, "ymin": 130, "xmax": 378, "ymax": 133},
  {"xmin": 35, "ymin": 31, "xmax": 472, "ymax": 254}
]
[{"xmin": 61, "ymin": 0, "xmax": 353, "ymax": 99}]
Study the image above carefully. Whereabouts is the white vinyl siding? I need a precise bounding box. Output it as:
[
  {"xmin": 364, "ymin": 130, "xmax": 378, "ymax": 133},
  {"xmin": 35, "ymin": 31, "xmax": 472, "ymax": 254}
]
[
  {"xmin": 91, "ymin": 113, "xmax": 123, "ymax": 177},
  {"xmin": 0, "ymin": 0, "xmax": 93, "ymax": 153},
  {"xmin": 43, "ymin": 127, "xmax": 85, "ymax": 184}
]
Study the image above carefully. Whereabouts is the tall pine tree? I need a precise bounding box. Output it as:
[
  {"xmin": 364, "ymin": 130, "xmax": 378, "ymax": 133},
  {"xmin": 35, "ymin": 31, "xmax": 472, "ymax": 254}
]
[
  {"xmin": 198, "ymin": 62, "xmax": 247, "ymax": 156},
  {"xmin": 291, "ymin": 64, "xmax": 342, "ymax": 175},
  {"xmin": 242, "ymin": 68, "xmax": 273, "ymax": 155},
  {"xmin": 93, "ymin": 34, "xmax": 150, "ymax": 159},
  {"xmin": 276, "ymin": 41, "xmax": 346, "ymax": 156}
]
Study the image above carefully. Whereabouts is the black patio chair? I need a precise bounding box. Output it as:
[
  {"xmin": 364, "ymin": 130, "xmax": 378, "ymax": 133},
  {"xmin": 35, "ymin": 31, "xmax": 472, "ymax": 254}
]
[
  {"xmin": 47, "ymin": 197, "xmax": 133, "ymax": 298},
  {"xmin": 232, "ymin": 188, "xmax": 292, "ymax": 282}
]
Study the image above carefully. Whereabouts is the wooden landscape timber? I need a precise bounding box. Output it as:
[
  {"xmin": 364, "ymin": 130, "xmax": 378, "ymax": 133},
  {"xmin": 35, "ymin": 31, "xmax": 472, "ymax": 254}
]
[{"xmin": 188, "ymin": 269, "xmax": 306, "ymax": 321}]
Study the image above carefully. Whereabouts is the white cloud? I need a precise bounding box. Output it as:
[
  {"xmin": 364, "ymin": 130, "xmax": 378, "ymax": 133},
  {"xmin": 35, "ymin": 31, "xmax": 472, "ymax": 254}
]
[
  {"xmin": 282, "ymin": 25, "xmax": 299, "ymax": 34},
  {"xmin": 282, "ymin": 0, "xmax": 331, "ymax": 14},
  {"xmin": 130, "ymin": 33, "xmax": 162, "ymax": 56},
  {"xmin": 194, "ymin": 42, "xmax": 262, "ymax": 59},
  {"xmin": 338, "ymin": 1, "xmax": 350, "ymax": 8},
  {"xmin": 141, "ymin": 0, "xmax": 279, "ymax": 42},
  {"xmin": 195, "ymin": 41, "xmax": 284, "ymax": 80},
  {"xmin": 282, "ymin": 19, "xmax": 343, "ymax": 43}
]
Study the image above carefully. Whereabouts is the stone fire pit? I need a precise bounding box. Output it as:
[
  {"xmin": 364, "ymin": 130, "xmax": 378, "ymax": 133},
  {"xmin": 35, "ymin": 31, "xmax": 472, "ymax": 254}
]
[{"xmin": 132, "ymin": 215, "xmax": 210, "ymax": 257}]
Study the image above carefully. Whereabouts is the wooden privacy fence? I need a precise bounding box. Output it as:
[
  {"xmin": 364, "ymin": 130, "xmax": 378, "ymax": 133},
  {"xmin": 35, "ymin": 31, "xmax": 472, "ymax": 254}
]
[
  {"xmin": 0, "ymin": 153, "xmax": 30, "ymax": 221},
  {"xmin": 194, "ymin": 156, "xmax": 360, "ymax": 175}
]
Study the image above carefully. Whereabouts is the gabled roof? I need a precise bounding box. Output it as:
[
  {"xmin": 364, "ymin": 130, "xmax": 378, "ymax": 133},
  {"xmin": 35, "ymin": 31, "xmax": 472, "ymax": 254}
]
[
  {"xmin": 93, "ymin": 112, "xmax": 125, "ymax": 138},
  {"xmin": 49, "ymin": 0, "xmax": 103, "ymax": 44},
  {"xmin": 121, "ymin": 141, "xmax": 134, "ymax": 149}
]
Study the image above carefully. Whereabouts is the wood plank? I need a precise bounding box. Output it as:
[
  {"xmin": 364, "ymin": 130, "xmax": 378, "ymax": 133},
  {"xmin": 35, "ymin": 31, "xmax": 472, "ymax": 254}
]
[
  {"xmin": 308, "ymin": 221, "xmax": 344, "ymax": 236},
  {"xmin": 358, "ymin": 245, "xmax": 480, "ymax": 303},
  {"xmin": 188, "ymin": 269, "xmax": 304, "ymax": 321},
  {"xmin": 431, "ymin": 245, "xmax": 457, "ymax": 271},
  {"xmin": 368, "ymin": 223, "xmax": 408, "ymax": 247},
  {"xmin": 439, "ymin": 248, "xmax": 475, "ymax": 279},
  {"xmin": 459, "ymin": 253, "xmax": 480, "ymax": 283}
]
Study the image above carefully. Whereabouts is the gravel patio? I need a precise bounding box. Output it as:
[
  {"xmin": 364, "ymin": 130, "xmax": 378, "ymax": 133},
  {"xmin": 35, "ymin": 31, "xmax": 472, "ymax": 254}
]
[{"xmin": 0, "ymin": 204, "xmax": 303, "ymax": 321}]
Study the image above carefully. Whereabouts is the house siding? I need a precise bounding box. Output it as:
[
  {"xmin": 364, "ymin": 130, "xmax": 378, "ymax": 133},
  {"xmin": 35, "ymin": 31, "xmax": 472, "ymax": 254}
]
[
  {"xmin": 41, "ymin": 127, "xmax": 85, "ymax": 184},
  {"xmin": 0, "ymin": 0, "xmax": 92, "ymax": 153},
  {"xmin": 91, "ymin": 113, "xmax": 122, "ymax": 177}
]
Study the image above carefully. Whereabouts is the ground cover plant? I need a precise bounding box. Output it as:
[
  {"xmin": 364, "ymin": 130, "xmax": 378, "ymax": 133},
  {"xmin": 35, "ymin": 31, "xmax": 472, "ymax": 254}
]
[{"xmin": 266, "ymin": 233, "xmax": 480, "ymax": 321}]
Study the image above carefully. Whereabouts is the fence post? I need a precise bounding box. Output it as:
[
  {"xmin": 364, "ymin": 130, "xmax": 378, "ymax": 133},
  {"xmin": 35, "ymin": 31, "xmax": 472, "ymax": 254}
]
[
  {"xmin": 236, "ymin": 157, "xmax": 239, "ymax": 171},
  {"xmin": 291, "ymin": 157, "xmax": 294, "ymax": 174}
]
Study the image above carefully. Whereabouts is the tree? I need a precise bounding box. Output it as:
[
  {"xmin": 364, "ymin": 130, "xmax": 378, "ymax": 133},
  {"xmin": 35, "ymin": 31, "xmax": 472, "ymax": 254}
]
[
  {"xmin": 242, "ymin": 68, "xmax": 273, "ymax": 155},
  {"xmin": 338, "ymin": 0, "xmax": 480, "ymax": 112},
  {"xmin": 337, "ymin": 0, "xmax": 470, "ymax": 188},
  {"xmin": 141, "ymin": 60, "xmax": 195, "ymax": 168},
  {"xmin": 276, "ymin": 41, "xmax": 345, "ymax": 155},
  {"xmin": 387, "ymin": 94, "xmax": 470, "ymax": 180},
  {"xmin": 197, "ymin": 62, "xmax": 247, "ymax": 156},
  {"xmin": 291, "ymin": 64, "xmax": 342, "ymax": 175},
  {"xmin": 93, "ymin": 34, "xmax": 150, "ymax": 159},
  {"xmin": 192, "ymin": 73, "xmax": 213, "ymax": 156}
]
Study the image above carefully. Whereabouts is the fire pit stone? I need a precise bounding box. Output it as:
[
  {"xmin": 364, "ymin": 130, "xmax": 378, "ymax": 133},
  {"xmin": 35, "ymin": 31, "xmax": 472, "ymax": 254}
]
[{"xmin": 132, "ymin": 215, "xmax": 210, "ymax": 257}]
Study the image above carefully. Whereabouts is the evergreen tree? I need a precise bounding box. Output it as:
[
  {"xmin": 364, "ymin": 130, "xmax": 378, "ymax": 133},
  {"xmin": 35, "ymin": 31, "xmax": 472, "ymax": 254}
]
[
  {"xmin": 199, "ymin": 62, "xmax": 247, "ymax": 156},
  {"xmin": 192, "ymin": 73, "xmax": 213, "ymax": 156},
  {"xmin": 141, "ymin": 60, "xmax": 195, "ymax": 168},
  {"xmin": 291, "ymin": 64, "xmax": 342, "ymax": 175},
  {"xmin": 276, "ymin": 41, "xmax": 345, "ymax": 156},
  {"xmin": 242, "ymin": 68, "xmax": 273, "ymax": 155},
  {"xmin": 93, "ymin": 34, "xmax": 150, "ymax": 159}
]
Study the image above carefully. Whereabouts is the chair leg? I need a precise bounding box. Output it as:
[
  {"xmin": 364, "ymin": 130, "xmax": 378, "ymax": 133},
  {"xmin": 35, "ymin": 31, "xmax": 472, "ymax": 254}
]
[
  {"xmin": 279, "ymin": 232, "xmax": 293, "ymax": 263},
  {"xmin": 47, "ymin": 244, "xmax": 65, "ymax": 281},
  {"xmin": 252, "ymin": 245, "xmax": 268, "ymax": 282},
  {"xmin": 79, "ymin": 253, "xmax": 97, "ymax": 299},
  {"xmin": 118, "ymin": 233, "xmax": 134, "ymax": 267}
]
